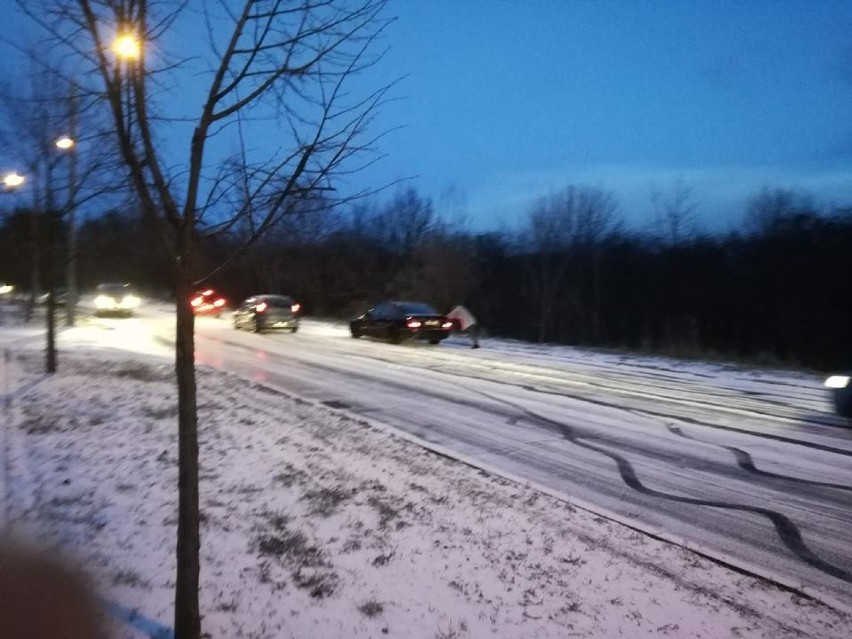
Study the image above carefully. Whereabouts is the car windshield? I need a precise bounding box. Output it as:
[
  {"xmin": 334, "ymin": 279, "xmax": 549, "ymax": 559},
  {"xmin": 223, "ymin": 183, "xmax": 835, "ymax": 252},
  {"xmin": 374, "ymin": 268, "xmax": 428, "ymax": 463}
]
[
  {"xmin": 397, "ymin": 302, "xmax": 438, "ymax": 316},
  {"xmin": 98, "ymin": 284, "xmax": 131, "ymax": 296},
  {"xmin": 260, "ymin": 295, "xmax": 293, "ymax": 307}
]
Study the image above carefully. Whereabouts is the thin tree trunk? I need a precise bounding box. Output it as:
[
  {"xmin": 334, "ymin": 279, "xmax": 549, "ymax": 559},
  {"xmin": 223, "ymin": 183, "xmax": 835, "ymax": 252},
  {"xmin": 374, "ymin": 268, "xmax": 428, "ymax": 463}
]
[
  {"xmin": 538, "ymin": 294, "xmax": 549, "ymax": 343},
  {"xmin": 46, "ymin": 281, "xmax": 56, "ymax": 373},
  {"xmin": 28, "ymin": 169, "xmax": 41, "ymax": 322},
  {"xmin": 45, "ymin": 166, "xmax": 57, "ymax": 374},
  {"xmin": 174, "ymin": 253, "xmax": 200, "ymax": 639}
]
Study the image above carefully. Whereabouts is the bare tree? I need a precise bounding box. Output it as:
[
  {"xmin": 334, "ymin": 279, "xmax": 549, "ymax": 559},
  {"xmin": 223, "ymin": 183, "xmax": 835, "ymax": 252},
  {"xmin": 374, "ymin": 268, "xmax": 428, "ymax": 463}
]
[
  {"xmin": 15, "ymin": 1, "xmax": 392, "ymax": 637},
  {"xmin": 522, "ymin": 186, "xmax": 620, "ymax": 342},
  {"xmin": 743, "ymin": 187, "xmax": 815, "ymax": 235},
  {"xmin": 372, "ymin": 187, "xmax": 436, "ymax": 296},
  {"xmin": 650, "ymin": 178, "xmax": 698, "ymax": 246},
  {"xmin": 415, "ymin": 231, "xmax": 479, "ymax": 312}
]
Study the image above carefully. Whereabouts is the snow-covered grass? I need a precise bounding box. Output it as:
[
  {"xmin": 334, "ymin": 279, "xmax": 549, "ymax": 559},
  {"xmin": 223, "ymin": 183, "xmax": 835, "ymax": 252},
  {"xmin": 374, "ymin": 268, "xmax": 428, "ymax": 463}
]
[{"xmin": 2, "ymin": 344, "xmax": 850, "ymax": 638}]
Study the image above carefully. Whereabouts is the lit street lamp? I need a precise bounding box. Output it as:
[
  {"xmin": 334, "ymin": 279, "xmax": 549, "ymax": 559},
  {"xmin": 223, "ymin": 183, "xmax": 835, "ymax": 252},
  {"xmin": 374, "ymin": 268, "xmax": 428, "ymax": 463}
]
[
  {"xmin": 55, "ymin": 136, "xmax": 75, "ymax": 151},
  {"xmin": 2, "ymin": 171, "xmax": 25, "ymax": 190},
  {"xmin": 113, "ymin": 34, "xmax": 141, "ymax": 59}
]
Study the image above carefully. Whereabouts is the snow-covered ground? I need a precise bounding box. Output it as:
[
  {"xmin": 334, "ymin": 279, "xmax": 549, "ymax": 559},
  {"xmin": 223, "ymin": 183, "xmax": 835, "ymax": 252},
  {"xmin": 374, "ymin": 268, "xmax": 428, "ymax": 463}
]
[{"xmin": 1, "ymin": 304, "xmax": 851, "ymax": 637}]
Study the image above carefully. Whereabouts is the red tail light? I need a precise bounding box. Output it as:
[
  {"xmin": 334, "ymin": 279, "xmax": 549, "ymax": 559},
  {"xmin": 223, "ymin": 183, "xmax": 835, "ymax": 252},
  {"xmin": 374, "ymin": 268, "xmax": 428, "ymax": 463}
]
[
  {"xmin": 441, "ymin": 321, "xmax": 454, "ymax": 329},
  {"xmin": 213, "ymin": 299, "xmax": 225, "ymax": 307},
  {"xmin": 256, "ymin": 302, "xmax": 268, "ymax": 313},
  {"xmin": 190, "ymin": 296, "xmax": 203, "ymax": 307},
  {"xmin": 406, "ymin": 319, "xmax": 422, "ymax": 329},
  {"xmin": 291, "ymin": 302, "xmax": 301, "ymax": 314}
]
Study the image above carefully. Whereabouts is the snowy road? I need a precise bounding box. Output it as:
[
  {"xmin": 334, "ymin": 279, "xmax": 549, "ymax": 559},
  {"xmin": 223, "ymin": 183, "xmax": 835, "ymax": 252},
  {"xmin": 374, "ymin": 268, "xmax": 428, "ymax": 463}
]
[{"xmin": 53, "ymin": 306, "xmax": 852, "ymax": 609}]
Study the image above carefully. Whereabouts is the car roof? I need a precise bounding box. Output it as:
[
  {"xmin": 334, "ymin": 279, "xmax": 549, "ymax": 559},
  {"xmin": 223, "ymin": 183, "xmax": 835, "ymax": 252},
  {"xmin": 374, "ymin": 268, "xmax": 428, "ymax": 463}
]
[{"xmin": 388, "ymin": 301, "xmax": 439, "ymax": 313}]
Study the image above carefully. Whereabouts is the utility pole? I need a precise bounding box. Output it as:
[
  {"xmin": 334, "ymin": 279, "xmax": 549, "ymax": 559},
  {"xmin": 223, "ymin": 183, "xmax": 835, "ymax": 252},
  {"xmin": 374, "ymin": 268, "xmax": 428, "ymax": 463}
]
[{"xmin": 65, "ymin": 83, "xmax": 79, "ymax": 327}]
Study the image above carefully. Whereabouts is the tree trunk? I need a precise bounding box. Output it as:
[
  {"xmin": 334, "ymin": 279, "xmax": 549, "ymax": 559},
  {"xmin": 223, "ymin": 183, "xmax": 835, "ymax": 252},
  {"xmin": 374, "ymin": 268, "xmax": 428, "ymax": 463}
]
[
  {"xmin": 174, "ymin": 259, "xmax": 200, "ymax": 639},
  {"xmin": 46, "ymin": 283, "xmax": 56, "ymax": 373},
  {"xmin": 45, "ymin": 171, "xmax": 57, "ymax": 374},
  {"xmin": 28, "ymin": 172, "xmax": 41, "ymax": 323}
]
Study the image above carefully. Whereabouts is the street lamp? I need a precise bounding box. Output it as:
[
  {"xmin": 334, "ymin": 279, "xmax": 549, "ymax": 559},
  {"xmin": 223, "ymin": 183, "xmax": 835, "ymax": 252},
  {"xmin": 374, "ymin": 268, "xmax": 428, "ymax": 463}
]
[
  {"xmin": 2, "ymin": 172, "xmax": 25, "ymax": 190},
  {"xmin": 55, "ymin": 136, "xmax": 75, "ymax": 151},
  {"xmin": 113, "ymin": 34, "xmax": 141, "ymax": 59}
]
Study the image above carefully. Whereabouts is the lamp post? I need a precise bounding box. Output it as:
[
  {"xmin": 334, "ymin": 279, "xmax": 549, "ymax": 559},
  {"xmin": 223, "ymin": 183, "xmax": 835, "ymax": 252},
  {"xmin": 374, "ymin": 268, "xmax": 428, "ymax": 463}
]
[
  {"xmin": 57, "ymin": 85, "xmax": 79, "ymax": 327},
  {"xmin": 42, "ymin": 127, "xmax": 78, "ymax": 371}
]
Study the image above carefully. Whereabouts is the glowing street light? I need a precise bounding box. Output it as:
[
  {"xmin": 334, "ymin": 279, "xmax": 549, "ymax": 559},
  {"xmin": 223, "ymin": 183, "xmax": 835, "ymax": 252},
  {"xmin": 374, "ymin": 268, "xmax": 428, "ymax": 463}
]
[
  {"xmin": 2, "ymin": 172, "xmax": 25, "ymax": 189},
  {"xmin": 55, "ymin": 135, "xmax": 75, "ymax": 150},
  {"xmin": 113, "ymin": 34, "xmax": 141, "ymax": 59}
]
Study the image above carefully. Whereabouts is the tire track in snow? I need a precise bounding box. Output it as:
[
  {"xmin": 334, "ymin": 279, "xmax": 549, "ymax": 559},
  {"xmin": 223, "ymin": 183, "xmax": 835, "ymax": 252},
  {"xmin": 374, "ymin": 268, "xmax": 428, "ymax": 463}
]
[
  {"xmin": 515, "ymin": 383, "xmax": 852, "ymax": 458},
  {"xmin": 664, "ymin": 424, "xmax": 852, "ymax": 493},
  {"xmin": 473, "ymin": 389, "xmax": 852, "ymax": 586}
]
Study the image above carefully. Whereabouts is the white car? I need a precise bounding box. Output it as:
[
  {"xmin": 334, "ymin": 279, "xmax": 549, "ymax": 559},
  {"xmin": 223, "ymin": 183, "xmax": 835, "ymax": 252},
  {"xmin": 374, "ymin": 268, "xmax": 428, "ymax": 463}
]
[
  {"xmin": 825, "ymin": 374, "xmax": 851, "ymax": 419},
  {"xmin": 94, "ymin": 283, "xmax": 140, "ymax": 317}
]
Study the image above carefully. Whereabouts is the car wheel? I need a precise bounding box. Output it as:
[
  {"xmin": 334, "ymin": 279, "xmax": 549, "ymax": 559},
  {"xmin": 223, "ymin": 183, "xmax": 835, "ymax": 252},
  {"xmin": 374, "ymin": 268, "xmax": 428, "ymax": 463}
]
[
  {"xmin": 290, "ymin": 325, "xmax": 298, "ymax": 333},
  {"xmin": 428, "ymin": 339, "xmax": 441, "ymax": 345},
  {"xmin": 252, "ymin": 317, "xmax": 261, "ymax": 333},
  {"xmin": 389, "ymin": 328, "xmax": 402, "ymax": 345},
  {"xmin": 350, "ymin": 326, "xmax": 360, "ymax": 339}
]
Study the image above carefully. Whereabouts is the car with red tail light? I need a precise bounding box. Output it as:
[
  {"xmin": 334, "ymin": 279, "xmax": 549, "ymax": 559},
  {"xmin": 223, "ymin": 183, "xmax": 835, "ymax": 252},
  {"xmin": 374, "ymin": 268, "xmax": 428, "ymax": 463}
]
[
  {"xmin": 350, "ymin": 301, "xmax": 454, "ymax": 345},
  {"xmin": 233, "ymin": 294, "xmax": 301, "ymax": 333},
  {"xmin": 190, "ymin": 289, "xmax": 227, "ymax": 317}
]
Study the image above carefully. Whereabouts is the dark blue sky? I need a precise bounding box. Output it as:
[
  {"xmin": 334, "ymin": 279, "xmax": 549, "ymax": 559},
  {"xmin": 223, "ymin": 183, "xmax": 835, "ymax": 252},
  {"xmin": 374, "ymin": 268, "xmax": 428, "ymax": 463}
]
[
  {"xmin": 3, "ymin": 0, "xmax": 851, "ymax": 233},
  {"xmin": 354, "ymin": 0, "xmax": 852, "ymax": 231}
]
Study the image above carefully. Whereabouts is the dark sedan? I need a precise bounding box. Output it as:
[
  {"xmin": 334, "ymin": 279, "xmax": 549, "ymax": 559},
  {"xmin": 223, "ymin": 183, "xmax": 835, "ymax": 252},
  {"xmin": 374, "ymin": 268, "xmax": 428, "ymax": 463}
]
[
  {"xmin": 350, "ymin": 301, "xmax": 454, "ymax": 345},
  {"xmin": 825, "ymin": 373, "xmax": 851, "ymax": 419},
  {"xmin": 233, "ymin": 294, "xmax": 300, "ymax": 333}
]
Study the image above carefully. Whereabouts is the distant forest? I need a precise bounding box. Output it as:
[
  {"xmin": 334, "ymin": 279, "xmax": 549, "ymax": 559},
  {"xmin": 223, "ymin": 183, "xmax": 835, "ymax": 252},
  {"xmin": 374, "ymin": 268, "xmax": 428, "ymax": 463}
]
[{"xmin": 2, "ymin": 184, "xmax": 850, "ymax": 371}]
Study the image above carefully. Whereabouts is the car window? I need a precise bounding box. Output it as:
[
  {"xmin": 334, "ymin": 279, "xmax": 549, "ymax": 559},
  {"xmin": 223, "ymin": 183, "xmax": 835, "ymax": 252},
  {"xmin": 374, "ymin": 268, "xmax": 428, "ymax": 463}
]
[
  {"xmin": 97, "ymin": 284, "xmax": 131, "ymax": 296},
  {"xmin": 260, "ymin": 295, "xmax": 293, "ymax": 308},
  {"xmin": 386, "ymin": 304, "xmax": 408, "ymax": 320},
  {"xmin": 397, "ymin": 302, "xmax": 437, "ymax": 315},
  {"xmin": 373, "ymin": 303, "xmax": 394, "ymax": 320}
]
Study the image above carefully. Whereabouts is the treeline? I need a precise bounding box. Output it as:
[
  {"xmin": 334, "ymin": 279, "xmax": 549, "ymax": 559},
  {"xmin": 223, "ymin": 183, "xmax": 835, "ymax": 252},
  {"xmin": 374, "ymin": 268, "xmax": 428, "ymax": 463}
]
[{"xmin": 2, "ymin": 185, "xmax": 850, "ymax": 370}]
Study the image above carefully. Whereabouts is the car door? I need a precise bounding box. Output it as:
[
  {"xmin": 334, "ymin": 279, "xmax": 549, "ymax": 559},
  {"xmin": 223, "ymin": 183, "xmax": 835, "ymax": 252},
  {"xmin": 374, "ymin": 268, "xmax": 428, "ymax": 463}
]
[
  {"xmin": 367, "ymin": 305, "xmax": 390, "ymax": 337},
  {"xmin": 237, "ymin": 298, "xmax": 255, "ymax": 327},
  {"xmin": 364, "ymin": 304, "xmax": 390, "ymax": 338},
  {"xmin": 380, "ymin": 303, "xmax": 403, "ymax": 339},
  {"xmin": 359, "ymin": 308, "xmax": 377, "ymax": 336}
]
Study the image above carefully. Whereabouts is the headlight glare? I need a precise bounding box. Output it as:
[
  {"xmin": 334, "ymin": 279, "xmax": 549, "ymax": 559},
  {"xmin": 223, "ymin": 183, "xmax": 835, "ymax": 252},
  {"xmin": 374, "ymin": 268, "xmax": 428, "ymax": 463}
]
[
  {"xmin": 95, "ymin": 295, "xmax": 115, "ymax": 309},
  {"xmin": 825, "ymin": 375, "xmax": 851, "ymax": 389}
]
